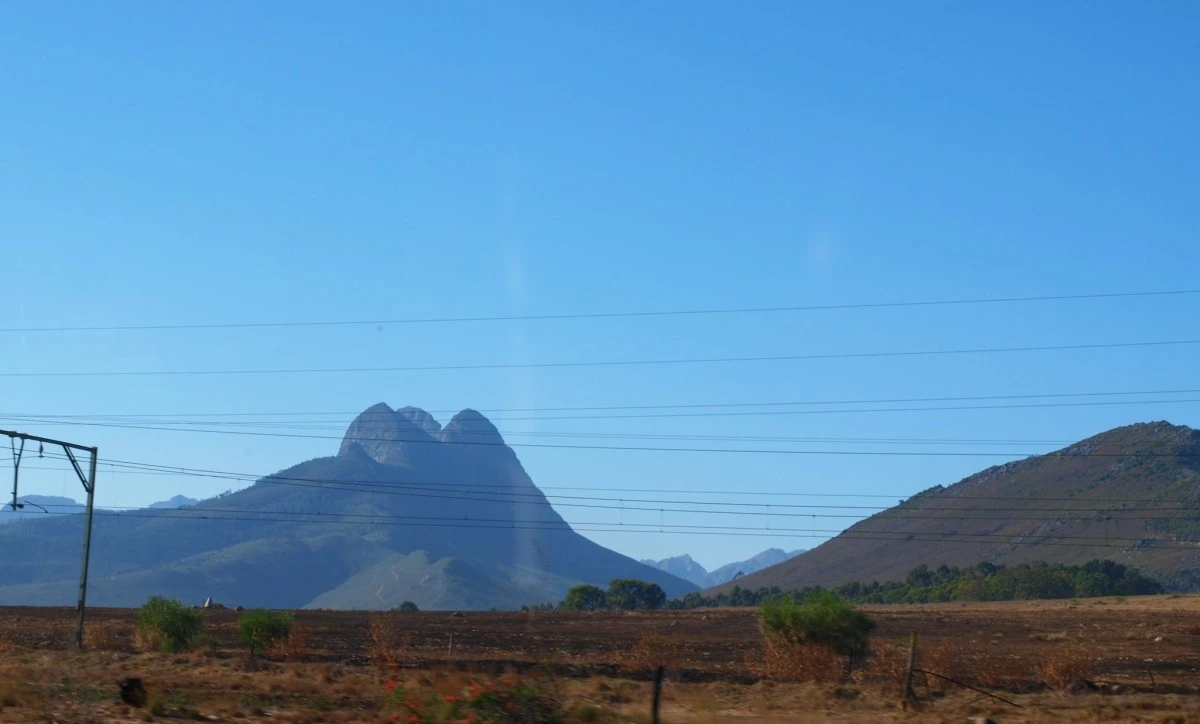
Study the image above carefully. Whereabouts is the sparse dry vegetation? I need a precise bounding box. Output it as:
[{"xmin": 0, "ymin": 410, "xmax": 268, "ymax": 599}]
[
  {"xmin": 754, "ymin": 632, "xmax": 845, "ymax": 682},
  {"xmin": 1039, "ymin": 647, "xmax": 1096, "ymax": 690},
  {"xmin": 267, "ymin": 622, "xmax": 312, "ymax": 661},
  {"xmin": 2, "ymin": 597, "xmax": 1200, "ymax": 721},
  {"xmin": 82, "ymin": 619, "xmax": 123, "ymax": 650},
  {"xmin": 368, "ymin": 611, "xmax": 405, "ymax": 667}
]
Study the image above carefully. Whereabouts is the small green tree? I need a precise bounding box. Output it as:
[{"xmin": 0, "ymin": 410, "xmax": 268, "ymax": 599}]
[
  {"xmin": 758, "ymin": 591, "xmax": 875, "ymax": 671},
  {"xmin": 394, "ymin": 601, "xmax": 419, "ymax": 613},
  {"xmin": 237, "ymin": 609, "xmax": 293, "ymax": 655},
  {"xmin": 136, "ymin": 596, "xmax": 204, "ymax": 652},
  {"xmin": 606, "ymin": 579, "xmax": 667, "ymax": 611},
  {"xmin": 560, "ymin": 584, "xmax": 608, "ymax": 611}
]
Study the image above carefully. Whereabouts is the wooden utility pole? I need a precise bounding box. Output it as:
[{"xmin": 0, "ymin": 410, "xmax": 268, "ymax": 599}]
[{"xmin": 651, "ymin": 665, "xmax": 665, "ymax": 724}]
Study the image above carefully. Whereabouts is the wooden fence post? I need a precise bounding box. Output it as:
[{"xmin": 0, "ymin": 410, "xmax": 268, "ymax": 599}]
[
  {"xmin": 651, "ymin": 665, "xmax": 665, "ymax": 724},
  {"xmin": 903, "ymin": 632, "xmax": 919, "ymax": 706}
]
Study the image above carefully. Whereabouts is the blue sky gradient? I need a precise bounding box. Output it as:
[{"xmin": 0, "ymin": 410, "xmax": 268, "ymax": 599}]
[{"xmin": 2, "ymin": 2, "xmax": 1198, "ymax": 568}]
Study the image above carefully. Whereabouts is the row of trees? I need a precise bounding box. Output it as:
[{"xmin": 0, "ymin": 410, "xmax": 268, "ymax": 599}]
[
  {"xmin": 559, "ymin": 578, "xmax": 668, "ymax": 611},
  {"xmin": 669, "ymin": 559, "xmax": 1162, "ymax": 609}
]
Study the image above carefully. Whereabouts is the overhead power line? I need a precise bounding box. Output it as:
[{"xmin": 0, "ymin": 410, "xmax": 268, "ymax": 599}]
[
  {"xmin": 0, "ymin": 414, "xmax": 1080, "ymax": 447},
  {"xmin": 9, "ymin": 507, "xmax": 1197, "ymax": 551},
  {"xmin": 5, "ymin": 410, "xmax": 1196, "ymax": 456},
  {"xmin": 13, "ymin": 456, "xmax": 1180, "ymax": 504},
  {"xmin": 4, "ymin": 338, "xmax": 1199, "ymax": 378},
  {"xmin": 20, "ymin": 452, "xmax": 1200, "ymax": 518},
  {"xmin": 5, "ymin": 288, "xmax": 1197, "ymax": 334},
  {"xmin": 10, "ymin": 501, "xmax": 1200, "ymax": 527},
  {"xmin": 13, "ymin": 385, "xmax": 1196, "ymax": 418}
]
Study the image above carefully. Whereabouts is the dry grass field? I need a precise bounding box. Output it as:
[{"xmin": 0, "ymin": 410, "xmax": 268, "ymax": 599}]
[{"xmin": 2, "ymin": 595, "xmax": 1200, "ymax": 722}]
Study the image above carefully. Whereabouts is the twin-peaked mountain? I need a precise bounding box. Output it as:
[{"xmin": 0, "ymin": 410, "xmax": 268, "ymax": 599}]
[{"xmin": 0, "ymin": 404, "xmax": 695, "ymax": 609}]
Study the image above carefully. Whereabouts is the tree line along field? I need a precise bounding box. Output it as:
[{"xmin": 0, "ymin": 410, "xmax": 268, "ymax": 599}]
[{"xmin": 4, "ymin": 597, "xmax": 1200, "ymax": 721}]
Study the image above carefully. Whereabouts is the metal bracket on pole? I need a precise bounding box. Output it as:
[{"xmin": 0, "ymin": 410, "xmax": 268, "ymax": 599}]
[{"xmin": 2, "ymin": 429, "xmax": 98, "ymax": 650}]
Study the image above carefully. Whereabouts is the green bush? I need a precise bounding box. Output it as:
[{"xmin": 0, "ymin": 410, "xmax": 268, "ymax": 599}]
[
  {"xmin": 560, "ymin": 584, "xmax": 608, "ymax": 611},
  {"xmin": 758, "ymin": 590, "xmax": 875, "ymax": 661},
  {"xmin": 394, "ymin": 601, "xmax": 419, "ymax": 613},
  {"xmin": 135, "ymin": 596, "xmax": 204, "ymax": 652},
  {"xmin": 237, "ymin": 609, "xmax": 293, "ymax": 654},
  {"xmin": 605, "ymin": 579, "xmax": 667, "ymax": 611}
]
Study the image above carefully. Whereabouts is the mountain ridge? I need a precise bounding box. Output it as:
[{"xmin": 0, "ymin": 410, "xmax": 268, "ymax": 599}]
[{"xmin": 708, "ymin": 421, "xmax": 1200, "ymax": 594}]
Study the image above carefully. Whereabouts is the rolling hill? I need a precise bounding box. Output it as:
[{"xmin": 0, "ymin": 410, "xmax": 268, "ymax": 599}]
[
  {"xmin": 0, "ymin": 404, "xmax": 695, "ymax": 609},
  {"xmin": 710, "ymin": 422, "xmax": 1200, "ymax": 594}
]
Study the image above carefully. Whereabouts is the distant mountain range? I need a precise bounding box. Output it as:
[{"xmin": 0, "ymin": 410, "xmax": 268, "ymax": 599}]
[
  {"xmin": 148, "ymin": 495, "xmax": 199, "ymax": 509},
  {"xmin": 641, "ymin": 548, "xmax": 805, "ymax": 588},
  {"xmin": 0, "ymin": 495, "xmax": 83, "ymax": 525},
  {"xmin": 709, "ymin": 422, "xmax": 1200, "ymax": 594},
  {"xmin": 0, "ymin": 493, "xmax": 200, "ymax": 525},
  {"xmin": 0, "ymin": 404, "xmax": 696, "ymax": 609}
]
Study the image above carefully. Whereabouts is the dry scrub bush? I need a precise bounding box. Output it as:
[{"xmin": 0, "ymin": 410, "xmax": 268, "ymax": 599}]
[
  {"xmin": 625, "ymin": 633, "xmax": 682, "ymax": 675},
  {"xmin": 752, "ymin": 631, "xmax": 844, "ymax": 683},
  {"xmin": 1039, "ymin": 648, "xmax": 1094, "ymax": 690},
  {"xmin": 368, "ymin": 612, "xmax": 404, "ymax": 667},
  {"xmin": 268, "ymin": 623, "xmax": 312, "ymax": 661}
]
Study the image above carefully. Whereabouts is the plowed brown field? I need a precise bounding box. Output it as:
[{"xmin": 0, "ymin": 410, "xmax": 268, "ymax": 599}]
[{"xmin": 2, "ymin": 595, "xmax": 1200, "ymax": 722}]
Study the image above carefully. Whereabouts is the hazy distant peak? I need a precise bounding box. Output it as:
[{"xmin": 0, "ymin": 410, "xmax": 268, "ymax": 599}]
[
  {"xmin": 397, "ymin": 406, "xmax": 442, "ymax": 435},
  {"xmin": 148, "ymin": 495, "xmax": 199, "ymax": 510},
  {"xmin": 440, "ymin": 409, "xmax": 504, "ymax": 445}
]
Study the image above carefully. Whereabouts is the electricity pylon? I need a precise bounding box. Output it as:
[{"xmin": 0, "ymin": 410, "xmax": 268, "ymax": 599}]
[{"xmin": 3, "ymin": 429, "xmax": 98, "ymax": 650}]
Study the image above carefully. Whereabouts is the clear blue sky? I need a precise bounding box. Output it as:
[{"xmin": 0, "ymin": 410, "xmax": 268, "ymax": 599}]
[{"xmin": 2, "ymin": 2, "xmax": 1198, "ymax": 570}]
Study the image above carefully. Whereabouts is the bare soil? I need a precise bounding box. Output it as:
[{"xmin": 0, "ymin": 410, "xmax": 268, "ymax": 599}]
[{"xmin": 2, "ymin": 595, "xmax": 1200, "ymax": 721}]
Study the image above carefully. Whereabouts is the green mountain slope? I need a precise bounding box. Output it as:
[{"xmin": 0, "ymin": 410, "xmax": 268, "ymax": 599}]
[
  {"xmin": 709, "ymin": 422, "xmax": 1200, "ymax": 594},
  {"xmin": 0, "ymin": 405, "xmax": 696, "ymax": 609}
]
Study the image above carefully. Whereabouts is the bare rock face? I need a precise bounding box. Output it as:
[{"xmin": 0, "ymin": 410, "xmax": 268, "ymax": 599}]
[
  {"xmin": 398, "ymin": 406, "xmax": 443, "ymax": 436},
  {"xmin": 338, "ymin": 403, "xmax": 439, "ymax": 466},
  {"xmin": 439, "ymin": 409, "xmax": 505, "ymax": 446},
  {"xmin": 338, "ymin": 405, "xmax": 508, "ymax": 466}
]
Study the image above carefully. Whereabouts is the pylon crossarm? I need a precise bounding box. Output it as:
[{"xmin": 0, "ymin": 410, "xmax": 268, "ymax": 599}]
[{"xmin": 62, "ymin": 446, "xmax": 93, "ymax": 493}]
